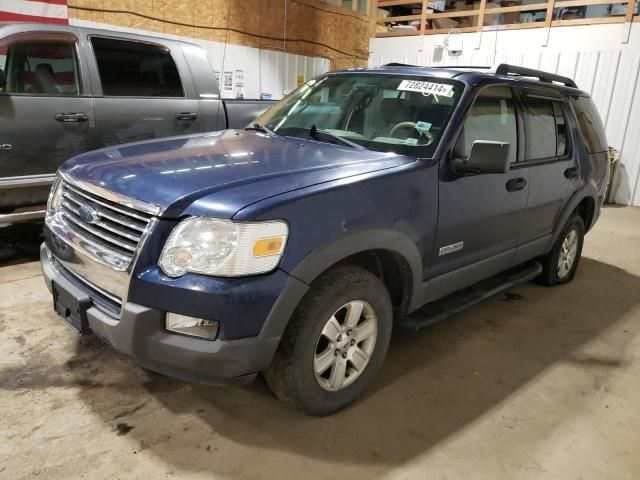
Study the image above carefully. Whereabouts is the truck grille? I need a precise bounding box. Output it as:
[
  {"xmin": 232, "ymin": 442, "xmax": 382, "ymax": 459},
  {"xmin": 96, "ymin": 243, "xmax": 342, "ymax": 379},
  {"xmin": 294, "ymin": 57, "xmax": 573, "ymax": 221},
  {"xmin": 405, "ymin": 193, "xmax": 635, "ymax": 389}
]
[{"xmin": 56, "ymin": 178, "xmax": 154, "ymax": 268}]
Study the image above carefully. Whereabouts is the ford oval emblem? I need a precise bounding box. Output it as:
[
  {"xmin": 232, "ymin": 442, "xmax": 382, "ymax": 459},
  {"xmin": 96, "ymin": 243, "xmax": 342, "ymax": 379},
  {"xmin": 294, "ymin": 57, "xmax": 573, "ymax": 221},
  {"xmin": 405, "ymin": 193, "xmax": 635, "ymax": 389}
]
[{"xmin": 77, "ymin": 204, "xmax": 99, "ymax": 224}]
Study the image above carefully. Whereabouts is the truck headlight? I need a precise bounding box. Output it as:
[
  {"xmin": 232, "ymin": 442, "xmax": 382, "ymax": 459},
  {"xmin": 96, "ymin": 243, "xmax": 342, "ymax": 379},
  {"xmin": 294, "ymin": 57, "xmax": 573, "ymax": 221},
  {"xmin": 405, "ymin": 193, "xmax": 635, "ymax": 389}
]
[{"xmin": 159, "ymin": 217, "xmax": 288, "ymax": 277}]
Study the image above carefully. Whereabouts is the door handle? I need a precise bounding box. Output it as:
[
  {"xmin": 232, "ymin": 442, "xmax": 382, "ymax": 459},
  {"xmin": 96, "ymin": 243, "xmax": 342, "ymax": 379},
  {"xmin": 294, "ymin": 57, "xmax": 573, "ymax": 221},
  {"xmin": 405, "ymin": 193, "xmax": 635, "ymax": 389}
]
[
  {"xmin": 55, "ymin": 112, "xmax": 89, "ymax": 123},
  {"xmin": 506, "ymin": 177, "xmax": 527, "ymax": 192},
  {"xmin": 564, "ymin": 167, "xmax": 579, "ymax": 179},
  {"xmin": 175, "ymin": 112, "xmax": 198, "ymax": 121}
]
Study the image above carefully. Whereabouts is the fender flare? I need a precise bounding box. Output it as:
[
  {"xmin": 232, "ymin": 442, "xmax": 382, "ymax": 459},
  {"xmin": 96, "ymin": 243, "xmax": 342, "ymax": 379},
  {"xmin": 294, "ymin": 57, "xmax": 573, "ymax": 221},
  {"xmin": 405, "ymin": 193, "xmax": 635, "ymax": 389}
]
[
  {"xmin": 287, "ymin": 228, "xmax": 424, "ymax": 307},
  {"xmin": 549, "ymin": 184, "xmax": 598, "ymax": 250}
]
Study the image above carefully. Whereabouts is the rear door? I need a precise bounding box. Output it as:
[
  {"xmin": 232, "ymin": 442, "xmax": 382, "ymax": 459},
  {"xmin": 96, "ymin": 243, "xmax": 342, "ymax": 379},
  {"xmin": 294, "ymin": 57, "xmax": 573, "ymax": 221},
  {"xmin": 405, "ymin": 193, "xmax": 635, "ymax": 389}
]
[
  {"xmin": 515, "ymin": 87, "xmax": 579, "ymax": 261},
  {"xmin": 0, "ymin": 29, "xmax": 94, "ymax": 179},
  {"xmin": 86, "ymin": 35, "xmax": 203, "ymax": 148},
  {"xmin": 428, "ymin": 85, "xmax": 529, "ymax": 301}
]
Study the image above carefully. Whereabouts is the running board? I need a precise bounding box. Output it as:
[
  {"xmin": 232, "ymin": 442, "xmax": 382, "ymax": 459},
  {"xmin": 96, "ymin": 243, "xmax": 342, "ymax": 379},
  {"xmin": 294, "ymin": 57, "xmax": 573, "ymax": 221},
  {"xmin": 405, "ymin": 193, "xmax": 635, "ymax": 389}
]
[{"xmin": 400, "ymin": 261, "xmax": 542, "ymax": 331}]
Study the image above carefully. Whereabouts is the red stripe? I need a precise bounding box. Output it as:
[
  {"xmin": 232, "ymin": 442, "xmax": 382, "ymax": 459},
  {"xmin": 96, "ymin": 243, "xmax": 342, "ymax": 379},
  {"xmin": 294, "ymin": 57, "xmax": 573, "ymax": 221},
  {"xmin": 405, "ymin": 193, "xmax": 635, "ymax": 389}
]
[
  {"xmin": 0, "ymin": 12, "xmax": 68, "ymax": 24},
  {"xmin": 24, "ymin": 0, "xmax": 68, "ymax": 5}
]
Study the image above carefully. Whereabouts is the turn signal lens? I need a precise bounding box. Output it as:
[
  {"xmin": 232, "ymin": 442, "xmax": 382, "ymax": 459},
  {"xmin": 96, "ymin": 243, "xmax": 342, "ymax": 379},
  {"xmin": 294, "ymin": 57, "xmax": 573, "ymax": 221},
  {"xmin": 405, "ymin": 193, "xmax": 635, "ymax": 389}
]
[{"xmin": 253, "ymin": 237, "xmax": 285, "ymax": 257}]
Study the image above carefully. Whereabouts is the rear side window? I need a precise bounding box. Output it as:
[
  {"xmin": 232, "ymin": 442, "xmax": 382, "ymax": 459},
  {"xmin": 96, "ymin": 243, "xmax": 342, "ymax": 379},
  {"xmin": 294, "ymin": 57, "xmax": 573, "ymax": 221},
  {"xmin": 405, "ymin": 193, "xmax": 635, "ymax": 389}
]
[
  {"xmin": 454, "ymin": 85, "xmax": 518, "ymax": 163},
  {"xmin": 553, "ymin": 102, "xmax": 568, "ymax": 157},
  {"xmin": 0, "ymin": 39, "xmax": 80, "ymax": 95},
  {"xmin": 91, "ymin": 37, "xmax": 183, "ymax": 97},
  {"xmin": 570, "ymin": 96, "xmax": 607, "ymax": 154},
  {"xmin": 522, "ymin": 95, "xmax": 568, "ymax": 160}
]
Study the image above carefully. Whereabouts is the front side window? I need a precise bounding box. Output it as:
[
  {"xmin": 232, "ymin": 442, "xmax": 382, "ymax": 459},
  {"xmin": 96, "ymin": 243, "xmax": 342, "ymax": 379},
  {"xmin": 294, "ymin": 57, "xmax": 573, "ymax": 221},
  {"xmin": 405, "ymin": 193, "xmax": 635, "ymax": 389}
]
[
  {"xmin": 255, "ymin": 74, "xmax": 463, "ymax": 156},
  {"xmin": 0, "ymin": 39, "xmax": 80, "ymax": 95},
  {"xmin": 453, "ymin": 85, "xmax": 518, "ymax": 163},
  {"xmin": 91, "ymin": 37, "xmax": 183, "ymax": 97}
]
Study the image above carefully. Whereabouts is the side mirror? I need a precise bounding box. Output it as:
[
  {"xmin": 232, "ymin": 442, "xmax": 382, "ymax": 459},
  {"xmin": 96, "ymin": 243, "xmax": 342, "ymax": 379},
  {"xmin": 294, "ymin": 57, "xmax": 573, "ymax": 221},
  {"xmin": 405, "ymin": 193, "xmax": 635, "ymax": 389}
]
[
  {"xmin": 0, "ymin": 68, "xmax": 6, "ymax": 90},
  {"xmin": 452, "ymin": 140, "xmax": 511, "ymax": 175}
]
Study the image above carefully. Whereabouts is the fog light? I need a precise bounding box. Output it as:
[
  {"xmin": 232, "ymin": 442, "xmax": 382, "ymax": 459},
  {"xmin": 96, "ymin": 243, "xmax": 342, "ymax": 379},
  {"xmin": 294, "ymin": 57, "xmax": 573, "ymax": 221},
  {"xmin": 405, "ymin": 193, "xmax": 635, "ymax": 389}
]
[{"xmin": 166, "ymin": 313, "xmax": 219, "ymax": 340}]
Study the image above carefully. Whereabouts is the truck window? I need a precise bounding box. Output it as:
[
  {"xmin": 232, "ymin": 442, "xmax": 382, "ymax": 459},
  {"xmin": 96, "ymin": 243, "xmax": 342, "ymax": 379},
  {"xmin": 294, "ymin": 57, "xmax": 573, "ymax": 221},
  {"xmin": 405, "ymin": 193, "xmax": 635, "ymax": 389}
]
[
  {"xmin": 0, "ymin": 40, "xmax": 80, "ymax": 95},
  {"xmin": 453, "ymin": 85, "xmax": 517, "ymax": 163},
  {"xmin": 91, "ymin": 37, "xmax": 183, "ymax": 97},
  {"xmin": 522, "ymin": 95, "xmax": 568, "ymax": 160},
  {"xmin": 570, "ymin": 95, "xmax": 607, "ymax": 154}
]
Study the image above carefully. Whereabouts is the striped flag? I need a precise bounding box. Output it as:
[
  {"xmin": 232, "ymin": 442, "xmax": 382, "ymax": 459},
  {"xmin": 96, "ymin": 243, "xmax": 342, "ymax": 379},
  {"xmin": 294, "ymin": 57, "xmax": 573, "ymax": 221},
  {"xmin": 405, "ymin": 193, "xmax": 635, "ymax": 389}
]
[{"xmin": 0, "ymin": 0, "xmax": 68, "ymax": 25}]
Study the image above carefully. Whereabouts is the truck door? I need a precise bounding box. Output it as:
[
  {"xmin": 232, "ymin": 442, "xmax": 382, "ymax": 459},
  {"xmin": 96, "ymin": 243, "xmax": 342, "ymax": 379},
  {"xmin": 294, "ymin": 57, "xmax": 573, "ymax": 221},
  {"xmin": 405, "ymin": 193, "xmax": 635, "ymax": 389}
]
[
  {"xmin": 0, "ymin": 30, "xmax": 94, "ymax": 181},
  {"xmin": 87, "ymin": 35, "xmax": 203, "ymax": 148},
  {"xmin": 428, "ymin": 85, "xmax": 529, "ymax": 301}
]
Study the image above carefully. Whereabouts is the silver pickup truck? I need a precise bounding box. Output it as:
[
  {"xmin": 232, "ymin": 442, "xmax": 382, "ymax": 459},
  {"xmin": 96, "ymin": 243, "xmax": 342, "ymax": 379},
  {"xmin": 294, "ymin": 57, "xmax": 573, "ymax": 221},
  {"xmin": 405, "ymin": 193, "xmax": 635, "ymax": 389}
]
[{"xmin": 0, "ymin": 23, "xmax": 276, "ymax": 224}]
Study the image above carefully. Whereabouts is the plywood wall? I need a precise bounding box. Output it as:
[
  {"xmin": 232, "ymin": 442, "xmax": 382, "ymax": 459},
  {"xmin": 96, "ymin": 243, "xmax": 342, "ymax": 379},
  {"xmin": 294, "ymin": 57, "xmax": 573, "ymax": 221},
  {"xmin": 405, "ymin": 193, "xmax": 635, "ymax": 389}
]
[{"xmin": 66, "ymin": 0, "xmax": 373, "ymax": 68}]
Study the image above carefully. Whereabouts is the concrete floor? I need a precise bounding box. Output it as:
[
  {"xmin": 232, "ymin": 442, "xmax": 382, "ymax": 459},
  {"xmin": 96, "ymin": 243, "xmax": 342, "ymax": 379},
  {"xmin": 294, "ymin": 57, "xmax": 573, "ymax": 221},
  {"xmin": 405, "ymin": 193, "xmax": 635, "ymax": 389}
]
[{"xmin": 1, "ymin": 206, "xmax": 639, "ymax": 480}]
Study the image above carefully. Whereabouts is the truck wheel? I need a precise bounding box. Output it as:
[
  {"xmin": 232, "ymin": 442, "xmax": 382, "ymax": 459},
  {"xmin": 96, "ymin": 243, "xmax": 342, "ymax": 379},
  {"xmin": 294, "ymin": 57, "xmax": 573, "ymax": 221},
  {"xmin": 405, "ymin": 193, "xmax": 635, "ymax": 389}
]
[
  {"xmin": 537, "ymin": 215, "xmax": 585, "ymax": 286},
  {"xmin": 264, "ymin": 265, "xmax": 392, "ymax": 416}
]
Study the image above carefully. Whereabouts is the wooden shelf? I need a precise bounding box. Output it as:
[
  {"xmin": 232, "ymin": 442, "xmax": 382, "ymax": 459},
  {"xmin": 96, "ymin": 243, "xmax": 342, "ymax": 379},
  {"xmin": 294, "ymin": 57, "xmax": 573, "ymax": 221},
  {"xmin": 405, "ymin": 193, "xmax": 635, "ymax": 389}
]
[{"xmin": 375, "ymin": 0, "xmax": 640, "ymax": 36}]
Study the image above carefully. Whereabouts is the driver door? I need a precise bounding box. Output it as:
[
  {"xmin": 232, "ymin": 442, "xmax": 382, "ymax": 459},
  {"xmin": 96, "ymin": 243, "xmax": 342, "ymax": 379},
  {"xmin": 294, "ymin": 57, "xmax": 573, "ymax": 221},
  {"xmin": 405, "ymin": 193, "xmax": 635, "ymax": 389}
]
[{"xmin": 427, "ymin": 85, "xmax": 529, "ymax": 301}]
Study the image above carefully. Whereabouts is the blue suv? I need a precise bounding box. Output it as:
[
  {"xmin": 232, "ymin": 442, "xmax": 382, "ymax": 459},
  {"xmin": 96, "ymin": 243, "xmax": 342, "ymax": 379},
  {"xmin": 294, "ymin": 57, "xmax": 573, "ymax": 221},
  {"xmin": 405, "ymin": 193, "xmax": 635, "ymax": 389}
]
[{"xmin": 41, "ymin": 64, "xmax": 609, "ymax": 415}]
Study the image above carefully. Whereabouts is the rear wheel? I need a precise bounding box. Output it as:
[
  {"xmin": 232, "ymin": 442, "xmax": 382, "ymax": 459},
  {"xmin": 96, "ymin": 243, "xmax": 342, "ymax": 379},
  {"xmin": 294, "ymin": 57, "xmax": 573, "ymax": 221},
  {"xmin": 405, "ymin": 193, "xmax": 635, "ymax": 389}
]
[
  {"xmin": 537, "ymin": 215, "xmax": 585, "ymax": 286},
  {"xmin": 264, "ymin": 265, "xmax": 392, "ymax": 416}
]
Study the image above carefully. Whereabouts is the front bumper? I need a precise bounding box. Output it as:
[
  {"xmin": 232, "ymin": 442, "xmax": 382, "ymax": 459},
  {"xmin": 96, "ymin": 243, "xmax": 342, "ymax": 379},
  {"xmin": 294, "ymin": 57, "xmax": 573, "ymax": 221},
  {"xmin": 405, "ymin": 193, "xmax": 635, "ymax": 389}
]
[{"xmin": 41, "ymin": 244, "xmax": 308, "ymax": 385}]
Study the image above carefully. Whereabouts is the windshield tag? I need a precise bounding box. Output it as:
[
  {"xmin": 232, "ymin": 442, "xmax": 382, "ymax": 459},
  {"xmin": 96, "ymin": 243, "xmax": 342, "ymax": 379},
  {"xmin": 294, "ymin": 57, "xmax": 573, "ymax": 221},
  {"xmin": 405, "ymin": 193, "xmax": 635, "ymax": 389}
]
[
  {"xmin": 415, "ymin": 121, "xmax": 432, "ymax": 135},
  {"xmin": 398, "ymin": 80, "xmax": 454, "ymax": 97},
  {"xmin": 400, "ymin": 138, "xmax": 419, "ymax": 146}
]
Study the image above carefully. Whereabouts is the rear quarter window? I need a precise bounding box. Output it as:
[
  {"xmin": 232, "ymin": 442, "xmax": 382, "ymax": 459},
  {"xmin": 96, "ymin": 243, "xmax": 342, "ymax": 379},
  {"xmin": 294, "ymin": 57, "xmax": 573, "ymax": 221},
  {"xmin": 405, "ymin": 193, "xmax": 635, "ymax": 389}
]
[{"xmin": 570, "ymin": 96, "xmax": 607, "ymax": 154}]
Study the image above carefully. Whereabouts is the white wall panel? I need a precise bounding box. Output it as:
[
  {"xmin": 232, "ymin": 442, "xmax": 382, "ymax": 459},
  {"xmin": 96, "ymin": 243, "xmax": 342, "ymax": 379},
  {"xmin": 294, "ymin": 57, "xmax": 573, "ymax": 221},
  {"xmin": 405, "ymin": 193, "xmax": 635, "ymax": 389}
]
[
  {"xmin": 70, "ymin": 19, "xmax": 330, "ymax": 101},
  {"xmin": 370, "ymin": 23, "xmax": 640, "ymax": 206}
]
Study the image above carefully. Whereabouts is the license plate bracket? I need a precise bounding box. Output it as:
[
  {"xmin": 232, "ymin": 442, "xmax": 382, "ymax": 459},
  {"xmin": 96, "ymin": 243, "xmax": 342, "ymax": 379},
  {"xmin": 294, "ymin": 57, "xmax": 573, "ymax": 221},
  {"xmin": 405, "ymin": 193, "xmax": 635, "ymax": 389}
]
[{"xmin": 52, "ymin": 280, "xmax": 91, "ymax": 335}]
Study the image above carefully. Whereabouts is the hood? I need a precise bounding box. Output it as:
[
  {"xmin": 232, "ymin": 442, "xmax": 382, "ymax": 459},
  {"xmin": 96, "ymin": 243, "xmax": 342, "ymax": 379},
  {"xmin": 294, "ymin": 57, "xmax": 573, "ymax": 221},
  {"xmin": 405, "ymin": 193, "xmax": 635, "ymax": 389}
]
[{"xmin": 61, "ymin": 129, "xmax": 414, "ymax": 217}]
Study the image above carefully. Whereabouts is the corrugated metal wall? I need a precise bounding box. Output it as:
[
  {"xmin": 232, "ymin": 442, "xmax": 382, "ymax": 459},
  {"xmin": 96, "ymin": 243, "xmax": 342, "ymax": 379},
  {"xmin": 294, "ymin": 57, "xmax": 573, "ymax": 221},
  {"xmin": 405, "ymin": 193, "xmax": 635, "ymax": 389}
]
[
  {"xmin": 197, "ymin": 41, "xmax": 330, "ymax": 100},
  {"xmin": 369, "ymin": 24, "xmax": 640, "ymax": 206}
]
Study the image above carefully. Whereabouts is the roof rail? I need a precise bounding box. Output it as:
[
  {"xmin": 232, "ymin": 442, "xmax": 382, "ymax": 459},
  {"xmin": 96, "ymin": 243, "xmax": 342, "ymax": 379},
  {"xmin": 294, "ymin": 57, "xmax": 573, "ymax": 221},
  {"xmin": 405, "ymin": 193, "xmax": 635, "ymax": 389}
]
[
  {"xmin": 430, "ymin": 65, "xmax": 492, "ymax": 69},
  {"xmin": 494, "ymin": 64, "xmax": 577, "ymax": 88},
  {"xmin": 382, "ymin": 63, "xmax": 419, "ymax": 67},
  {"xmin": 382, "ymin": 63, "xmax": 493, "ymax": 70}
]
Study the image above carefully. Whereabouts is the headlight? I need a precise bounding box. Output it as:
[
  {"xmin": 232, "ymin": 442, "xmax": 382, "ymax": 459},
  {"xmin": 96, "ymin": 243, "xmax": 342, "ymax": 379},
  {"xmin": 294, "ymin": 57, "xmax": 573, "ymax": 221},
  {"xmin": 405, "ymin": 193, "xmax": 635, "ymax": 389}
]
[{"xmin": 159, "ymin": 217, "xmax": 288, "ymax": 277}]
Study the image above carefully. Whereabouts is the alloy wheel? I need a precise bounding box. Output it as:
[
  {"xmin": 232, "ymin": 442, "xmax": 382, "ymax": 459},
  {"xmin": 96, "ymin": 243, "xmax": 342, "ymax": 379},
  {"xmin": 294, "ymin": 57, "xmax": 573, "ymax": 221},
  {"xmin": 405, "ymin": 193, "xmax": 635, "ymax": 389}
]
[
  {"xmin": 557, "ymin": 229, "xmax": 578, "ymax": 279},
  {"xmin": 313, "ymin": 300, "xmax": 378, "ymax": 392}
]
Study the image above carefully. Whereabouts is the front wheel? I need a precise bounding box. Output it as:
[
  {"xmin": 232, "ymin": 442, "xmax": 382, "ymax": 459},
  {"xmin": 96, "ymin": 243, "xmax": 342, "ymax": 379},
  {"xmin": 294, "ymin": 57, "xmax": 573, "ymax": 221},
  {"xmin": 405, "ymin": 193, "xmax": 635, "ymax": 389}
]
[
  {"xmin": 537, "ymin": 215, "xmax": 585, "ymax": 286},
  {"xmin": 264, "ymin": 265, "xmax": 393, "ymax": 416}
]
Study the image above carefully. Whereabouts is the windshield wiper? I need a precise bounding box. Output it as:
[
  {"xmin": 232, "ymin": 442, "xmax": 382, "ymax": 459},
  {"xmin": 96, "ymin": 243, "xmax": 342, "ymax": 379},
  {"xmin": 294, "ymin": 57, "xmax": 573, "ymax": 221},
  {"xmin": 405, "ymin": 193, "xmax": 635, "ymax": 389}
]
[
  {"xmin": 245, "ymin": 123, "xmax": 277, "ymax": 136},
  {"xmin": 310, "ymin": 124, "xmax": 366, "ymax": 151}
]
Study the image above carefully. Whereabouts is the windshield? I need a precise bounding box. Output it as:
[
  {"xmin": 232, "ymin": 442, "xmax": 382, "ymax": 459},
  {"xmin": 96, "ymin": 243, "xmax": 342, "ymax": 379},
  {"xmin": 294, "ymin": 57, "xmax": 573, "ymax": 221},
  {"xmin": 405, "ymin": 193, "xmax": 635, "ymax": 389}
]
[{"xmin": 255, "ymin": 73, "xmax": 463, "ymax": 157}]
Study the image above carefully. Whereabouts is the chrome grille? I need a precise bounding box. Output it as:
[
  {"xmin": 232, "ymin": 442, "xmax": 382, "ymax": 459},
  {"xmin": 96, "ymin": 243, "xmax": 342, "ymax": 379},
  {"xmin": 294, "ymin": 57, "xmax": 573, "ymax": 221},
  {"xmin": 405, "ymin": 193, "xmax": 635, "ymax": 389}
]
[{"xmin": 55, "ymin": 176, "xmax": 155, "ymax": 269}]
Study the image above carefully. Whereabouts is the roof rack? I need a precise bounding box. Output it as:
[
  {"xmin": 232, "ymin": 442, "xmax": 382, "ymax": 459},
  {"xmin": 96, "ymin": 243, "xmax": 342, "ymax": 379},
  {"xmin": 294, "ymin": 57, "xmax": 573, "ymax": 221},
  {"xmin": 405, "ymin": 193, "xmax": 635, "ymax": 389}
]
[
  {"xmin": 430, "ymin": 65, "xmax": 492, "ymax": 69},
  {"xmin": 382, "ymin": 63, "xmax": 419, "ymax": 67},
  {"xmin": 493, "ymin": 64, "xmax": 577, "ymax": 88},
  {"xmin": 382, "ymin": 63, "xmax": 493, "ymax": 69}
]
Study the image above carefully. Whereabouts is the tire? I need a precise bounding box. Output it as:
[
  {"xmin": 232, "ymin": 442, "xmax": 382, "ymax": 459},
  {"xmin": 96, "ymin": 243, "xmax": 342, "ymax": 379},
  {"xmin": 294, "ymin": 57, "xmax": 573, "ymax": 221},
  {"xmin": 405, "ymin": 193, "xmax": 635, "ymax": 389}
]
[
  {"xmin": 264, "ymin": 265, "xmax": 393, "ymax": 416},
  {"xmin": 537, "ymin": 215, "xmax": 585, "ymax": 286}
]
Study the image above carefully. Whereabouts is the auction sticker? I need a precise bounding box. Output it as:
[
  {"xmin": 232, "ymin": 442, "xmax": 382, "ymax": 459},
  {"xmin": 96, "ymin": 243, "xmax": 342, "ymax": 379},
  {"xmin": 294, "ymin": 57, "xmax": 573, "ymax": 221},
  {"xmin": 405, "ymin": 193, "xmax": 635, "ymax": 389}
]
[{"xmin": 397, "ymin": 80, "xmax": 454, "ymax": 97}]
